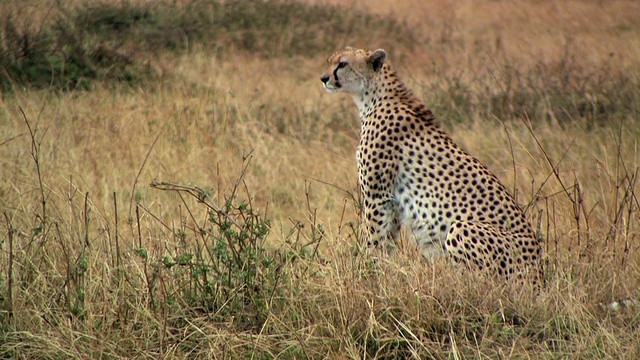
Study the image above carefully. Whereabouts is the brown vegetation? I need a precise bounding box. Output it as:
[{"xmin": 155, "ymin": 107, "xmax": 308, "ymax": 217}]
[{"xmin": 1, "ymin": 0, "xmax": 639, "ymax": 358}]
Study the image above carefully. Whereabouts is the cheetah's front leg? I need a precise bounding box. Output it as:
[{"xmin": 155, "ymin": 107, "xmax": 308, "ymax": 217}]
[
  {"xmin": 356, "ymin": 137, "xmax": 401, "ymax": 251},
  {"xmin": 361, "ymin": 196, "xmax": 401, "ymax": 249}
]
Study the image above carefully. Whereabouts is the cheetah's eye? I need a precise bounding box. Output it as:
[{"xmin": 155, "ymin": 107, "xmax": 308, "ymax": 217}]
[{"xmin": 337, "ymin": 61, "xmax": 348, "ymax": 69}]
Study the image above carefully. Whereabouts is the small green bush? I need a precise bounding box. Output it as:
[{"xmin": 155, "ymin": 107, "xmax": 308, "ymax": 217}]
[
  {"xmin": 159, "ymin": 195, "xmax": 276, "ymax": 331},
  {"xmin": 148, "ymin": 176, "xmax": 317, "ymax": 333}
]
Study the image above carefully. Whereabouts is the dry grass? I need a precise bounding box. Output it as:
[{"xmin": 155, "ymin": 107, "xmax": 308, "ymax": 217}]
[{"xmin": 1, "ymin": 0, "xmax": 640, "ymax": 358}]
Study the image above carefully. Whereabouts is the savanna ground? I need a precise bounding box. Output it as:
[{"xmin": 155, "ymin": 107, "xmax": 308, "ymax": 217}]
[{"xmin": 1, "ymin": 0, "xmax": 640, "ymax": 358}]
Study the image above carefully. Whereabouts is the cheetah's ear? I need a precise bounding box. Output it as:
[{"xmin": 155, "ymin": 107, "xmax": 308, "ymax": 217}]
[{"xmin": 368, "ymin": 49, "xmax": 387, "ymax": 72}]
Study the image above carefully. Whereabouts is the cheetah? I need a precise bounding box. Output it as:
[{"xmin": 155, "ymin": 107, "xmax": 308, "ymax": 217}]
[{"xmin": 320, "ymin": 47, "xmax": 542, "ymax": 282}]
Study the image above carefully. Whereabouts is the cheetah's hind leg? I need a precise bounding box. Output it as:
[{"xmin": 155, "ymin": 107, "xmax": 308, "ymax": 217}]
[{"xmin": 443, "ymin": 220, "xmax": 541, "ymax": 283}]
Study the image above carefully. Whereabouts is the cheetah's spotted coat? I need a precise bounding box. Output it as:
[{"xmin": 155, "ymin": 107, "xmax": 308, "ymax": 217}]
[{"xmin": 321, "ymin": 47, "xmax": 542, "ymax": 281}]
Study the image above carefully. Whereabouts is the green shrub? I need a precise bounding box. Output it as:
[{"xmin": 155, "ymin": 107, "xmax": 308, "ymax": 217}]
[{"xmin": 148, "ymin": 175, "xmax": 313, "ymax": 332}]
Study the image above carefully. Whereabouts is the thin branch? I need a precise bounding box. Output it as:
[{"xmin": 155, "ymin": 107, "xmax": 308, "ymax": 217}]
[
  {"xmin": 20, "ymin": 106, "xmax": 47, "ymax": 225},
  {"xmin": 129, "ymin": 130, "xmax": 163, "ymax": 220},
  {"xmin": 3, "ymin": 212, "xmax": 14, "ymax": 320},
  {"xmin": 150, "ymin": 180, "xmax": 243, "ymax": 231}
]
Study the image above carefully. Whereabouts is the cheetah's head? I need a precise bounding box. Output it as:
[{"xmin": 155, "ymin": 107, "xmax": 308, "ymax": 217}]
[{"xmin": 320, "ymin": 47, "xmax": 387, "ymax": 95}]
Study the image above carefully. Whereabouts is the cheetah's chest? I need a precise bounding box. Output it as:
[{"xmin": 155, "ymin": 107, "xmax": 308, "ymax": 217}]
[{"xmin": 356, "ymin": 119, "xmax": 452, "ymax": 243}]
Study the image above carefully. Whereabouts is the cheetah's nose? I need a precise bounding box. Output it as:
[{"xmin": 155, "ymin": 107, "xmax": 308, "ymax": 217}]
[{"xmin": 320, "ymin": 75, "xmax": 330, "ymax": 84}]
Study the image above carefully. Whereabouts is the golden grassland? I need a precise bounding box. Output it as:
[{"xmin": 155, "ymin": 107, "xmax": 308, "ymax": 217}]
[{"xmin": 1, "ymin": 0, "xmax": 640, "ymax": 358}]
